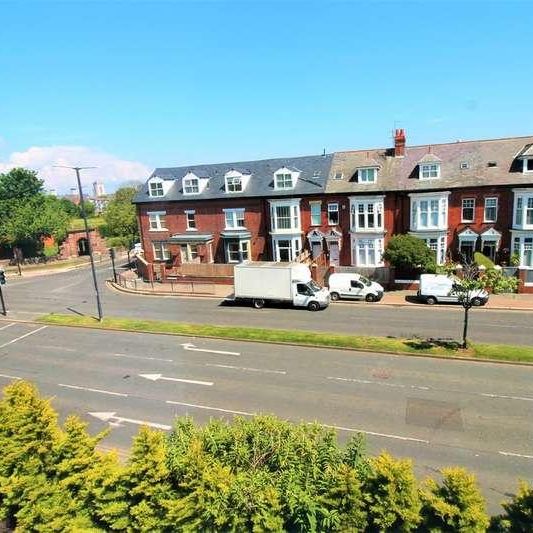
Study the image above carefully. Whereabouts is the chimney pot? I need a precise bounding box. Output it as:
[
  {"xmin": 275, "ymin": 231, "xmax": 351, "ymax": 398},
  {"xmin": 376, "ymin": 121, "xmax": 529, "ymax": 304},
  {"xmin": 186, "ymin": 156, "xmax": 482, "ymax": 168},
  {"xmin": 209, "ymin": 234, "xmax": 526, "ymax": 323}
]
[{"xmin": 394, "ymin": 128, "xmax": 406, "ymax": 157}]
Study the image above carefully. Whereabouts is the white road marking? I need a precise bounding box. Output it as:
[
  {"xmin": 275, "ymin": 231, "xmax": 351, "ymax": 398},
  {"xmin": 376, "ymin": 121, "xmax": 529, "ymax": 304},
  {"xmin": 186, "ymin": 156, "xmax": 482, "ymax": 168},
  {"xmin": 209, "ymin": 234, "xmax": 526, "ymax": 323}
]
[
  {"xmin": 205, "ymin": 363, "xmax": 286, "ymax": 375},
  {"xmin": 40, "ymin": 345, "xmax": 77, "ymax": 352},
  {"xmin": 0, "ymin": 372, "xmax": 22, "ymax": 380},
  {"xmin": 324, "ymin": 424, "xmax": 430, "ymax": 444},
  {"xmin": 58, "ymin": 383, "xmax": 128, "ymax": 397},
  {"xmin": 139, "ymin": 373, "xmax": 213, "ymax": 386},
  {"xmin": 181, "ymin": 342, "xmax": 240, "ymax": 356},
  {"xmin": 114, "ymin": 353, "xmax": 173, "ymax": 362},
  {"xmin": 88, "ymin": 411, "xmax": 171, "ymax": 430},
  {"xmin": 328, "ymin": 376, "xmax": 429, "ymax": 391},
  {"xmin": 166, "ymin": 400, "xmax": 255, "ymax": 416},
  {"xmin": 0, "ymin": 325, "xmax": 47, "ymax": 349},
  {"xmin": 499, "ymin": 451, "xmax": 533, "ymax": 460},
  {"xmin": 0, "ymin": 323, "xmax": 15, "ymax": 331},
  {"xmin": 481, "ymin": 393, "xmax": 533, "ymax": 402}
]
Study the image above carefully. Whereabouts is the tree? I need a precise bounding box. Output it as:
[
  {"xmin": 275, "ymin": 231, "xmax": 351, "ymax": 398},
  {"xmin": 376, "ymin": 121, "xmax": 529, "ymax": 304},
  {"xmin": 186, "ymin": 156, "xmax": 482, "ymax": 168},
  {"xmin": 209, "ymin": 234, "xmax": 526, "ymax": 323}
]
[
  {"xmin": 103, "ymin": 187, "xmax": 138, "ymax": 247},
  {"xmin": 58, "ymin": 197, "xmax": 80, "ymax": 218},
  {"xmin": 383, "ymin": 234, "xmax": 437, "ymax": 273},
  {"xmin": 0, "ymin": 168, "xmax": 44, "ymax": 200},
  {"xmin": 491, "ymin": 481, "xmax": 533, "ymax": 532}
]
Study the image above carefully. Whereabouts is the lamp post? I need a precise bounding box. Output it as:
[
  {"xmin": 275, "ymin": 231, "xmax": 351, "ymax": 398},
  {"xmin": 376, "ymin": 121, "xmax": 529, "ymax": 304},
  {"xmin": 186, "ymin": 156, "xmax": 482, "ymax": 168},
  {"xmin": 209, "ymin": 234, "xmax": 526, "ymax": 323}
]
[{"xmin": 54, "ymin": 165, "xmax": 103, "ymax": 321}]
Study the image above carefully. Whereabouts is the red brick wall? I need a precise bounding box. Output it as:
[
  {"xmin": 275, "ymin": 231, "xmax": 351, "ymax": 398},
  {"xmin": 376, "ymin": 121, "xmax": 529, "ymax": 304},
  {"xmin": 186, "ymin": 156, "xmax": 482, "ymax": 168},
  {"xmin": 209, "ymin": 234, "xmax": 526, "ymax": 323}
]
[
  {"xmin": 59, "ymin": 229, "xmax": 107, "ymax": 259},
  {"xmin": 138, "ymin": 199, "xmax": 266, "ymax": 264}
]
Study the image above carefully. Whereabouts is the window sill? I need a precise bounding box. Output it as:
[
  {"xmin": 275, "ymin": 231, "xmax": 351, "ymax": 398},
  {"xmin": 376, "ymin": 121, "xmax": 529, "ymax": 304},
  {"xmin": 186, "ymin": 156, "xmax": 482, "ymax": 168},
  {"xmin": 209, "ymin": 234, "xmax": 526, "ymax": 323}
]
[
  {"xmin": 186, "ymin": 228, "xmax": 198, "ymax": 232},
  {"xmin": 149, "ymin": 228, "xmax": 168, "ymax": 232},
  {"xmin": 461, "ymin": 220, "xmax": 474, "ymax": 224}
]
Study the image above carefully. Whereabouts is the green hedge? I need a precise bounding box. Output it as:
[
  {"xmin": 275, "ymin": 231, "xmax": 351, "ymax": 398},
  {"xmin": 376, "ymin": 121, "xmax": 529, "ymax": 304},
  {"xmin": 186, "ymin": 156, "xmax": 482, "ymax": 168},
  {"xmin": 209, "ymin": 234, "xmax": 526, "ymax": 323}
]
[{"xmin": 0, "ymin": 381, "xmax": 530, "ymax": 531}]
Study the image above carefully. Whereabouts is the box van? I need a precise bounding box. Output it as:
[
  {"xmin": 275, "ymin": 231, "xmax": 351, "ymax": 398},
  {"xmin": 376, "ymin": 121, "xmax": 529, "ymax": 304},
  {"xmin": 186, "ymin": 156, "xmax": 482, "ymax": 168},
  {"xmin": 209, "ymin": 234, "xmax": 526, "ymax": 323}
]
[
  {"xmin": 418, "ymin": 274, "xmax": 489, "ymax": 306},
  {"xmin": 328, "ymin": 273, "xmax": 384, "ymax": 302}
]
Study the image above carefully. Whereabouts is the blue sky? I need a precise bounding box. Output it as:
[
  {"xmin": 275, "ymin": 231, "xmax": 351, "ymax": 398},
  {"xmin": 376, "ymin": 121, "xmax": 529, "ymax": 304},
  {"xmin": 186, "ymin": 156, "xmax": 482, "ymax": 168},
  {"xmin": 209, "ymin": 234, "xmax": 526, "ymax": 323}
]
[{"xmin": 1, "ymin": 1, "xmax": 532, "ymax": 192}]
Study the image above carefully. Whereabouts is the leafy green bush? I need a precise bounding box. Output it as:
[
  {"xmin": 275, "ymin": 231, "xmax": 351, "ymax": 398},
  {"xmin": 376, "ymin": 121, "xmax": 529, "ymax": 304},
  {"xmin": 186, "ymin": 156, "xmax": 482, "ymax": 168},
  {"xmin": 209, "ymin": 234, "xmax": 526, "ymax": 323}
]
[
  {"xmin": 419, "ymin": 467, "xmax": 489, "ymax": 532},
  {"xmin": 383, "ymin": 234, "xmax": 437, "ymax": 273},
  {"xmin": 482, "ymin": 269, "xmax": 520, "ymax": 294},
  {"xmin": 473, "ymin": 252, "xmax": 495, "ymax": 269},
  {"xmin": 106, "ymin": 236, "xmax": 130, "ymax": 249},
  {"xmin": 43, "ymin": 243, "xmax": 59, "ymax": 258},
  {"xmin": 491, "ymin": 481, "xmax": 533, "ymax": 532}
]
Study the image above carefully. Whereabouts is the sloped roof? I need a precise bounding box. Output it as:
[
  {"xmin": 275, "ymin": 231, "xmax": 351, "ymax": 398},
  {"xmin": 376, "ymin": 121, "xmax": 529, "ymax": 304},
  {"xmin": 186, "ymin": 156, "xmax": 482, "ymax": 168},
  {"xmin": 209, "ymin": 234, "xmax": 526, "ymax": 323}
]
[
  {"xmin": 133, "ymin": 154, "xmax": 333, "ymax": 204},
  {"xmin": 326, "ymin": 136, "xmax": 533, "ymax": 194}
]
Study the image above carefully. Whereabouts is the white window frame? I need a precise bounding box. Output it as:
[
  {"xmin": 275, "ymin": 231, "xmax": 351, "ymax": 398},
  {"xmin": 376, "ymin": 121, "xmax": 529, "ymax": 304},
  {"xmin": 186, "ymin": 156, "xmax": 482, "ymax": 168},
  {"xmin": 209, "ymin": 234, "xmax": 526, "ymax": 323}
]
[
  {"xmin": 350, "ymin": 197, "xmax": 384, "ymax": 232},
  {"xmin": 484, "ymin": 197, "xmax": 498, "ymax": 223},
  {"xmin": 226, "ymin": 240, "xmax": 250, "ymax": 263},
  {"xmin": 148, "ymin": 211, "xmax": 167, "ymax": 231},
  {"xmin": 409, "ymin": 192, "xmax": 450, "ymax": 231},
  {"xmin": 152, "ymin": 241, "xmax": 170, "ymax": 261},
  {"xmin": 310, "ymin": 201, "xmax": 321, "ymax": 226},
  {"xmin": 513, "ymin": 234, "xmax": 533, "ymax": 267},
  {"xmin": 183, "ymin": 177, "xmax": 200, "ymax": 195},
  {"xmin": 181, "ymin": 243, "xmax": 199, "ymax": 263},
  {"xmin": 461, "ymin": 198, "xmax": 475, "ymax": 223},
  {"xmin": 512, "ymin": 190, "xmax": 533, "ymax": 229},
  {"xmin": 418, "ymin": 235, "xmax": 447, "ymax": 265},
  {"xmin": 273, "ymin": 237, "xmax": 301, "ymax": 262},
  {"xmin": 269, "ymin": 199, "xmax": 301, "ymax": 233},
  {"xmin": 225, "ymin": 175, "xmax": 243, "ymax": 193},
  {"xmin": 275, "ymin": 173, "xmax": 293, "ymax": 190},
  {"xmin": 523, "ymin": 158, "xmax": 533, "ymax": 174},
  {"xmin": 358, "ymin": 167, "xmax": 377, "ymax": 183},
  {"xmin": 419, "ymin": 163, "xmax": 440, "ymax": 180},
  {"xmin": 352, "ymin": 237, "xmax": 384, "ymax": 267},
  {"xmin": 327, "ymin": 203, "xmax": 339, "ymax": 226},
  {"xmin": 185, "ymin": 210, "xmax": 196, "ymax": 231},
  {"xmin": 149, "ymin": 180, "xmax": 164, "ymax": 197},
  {"xmin": 224, "ymin": 208, "xmax": 246, "ymax": 230}
]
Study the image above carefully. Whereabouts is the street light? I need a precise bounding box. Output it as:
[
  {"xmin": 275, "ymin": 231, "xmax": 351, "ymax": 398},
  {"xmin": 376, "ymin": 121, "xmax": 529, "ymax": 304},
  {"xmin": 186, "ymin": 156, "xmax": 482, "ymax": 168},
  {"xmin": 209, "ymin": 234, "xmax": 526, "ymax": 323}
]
[{"xmin": 53, "ymin": 165, "xmax": 103, "ymax": 321}]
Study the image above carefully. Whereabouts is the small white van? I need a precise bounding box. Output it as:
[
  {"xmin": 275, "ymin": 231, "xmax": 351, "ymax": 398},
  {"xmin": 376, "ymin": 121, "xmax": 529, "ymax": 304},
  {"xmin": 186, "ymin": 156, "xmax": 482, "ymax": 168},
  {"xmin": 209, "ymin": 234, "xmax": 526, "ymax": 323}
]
[
  {"xmin": 328, "ymin": 273, "xmax": 384, "ymax": 302},
  {"xmin": 418, "ymin": 274, "xmax": 489, "ymax": 306}
]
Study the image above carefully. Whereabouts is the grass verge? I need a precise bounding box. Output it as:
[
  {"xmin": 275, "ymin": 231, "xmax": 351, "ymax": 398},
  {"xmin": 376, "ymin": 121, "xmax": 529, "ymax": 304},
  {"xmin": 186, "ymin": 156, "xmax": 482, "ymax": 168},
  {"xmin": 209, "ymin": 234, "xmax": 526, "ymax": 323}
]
[{"xmin": 36, "ymin": 313, "xmax": 533, "ymax": 363}]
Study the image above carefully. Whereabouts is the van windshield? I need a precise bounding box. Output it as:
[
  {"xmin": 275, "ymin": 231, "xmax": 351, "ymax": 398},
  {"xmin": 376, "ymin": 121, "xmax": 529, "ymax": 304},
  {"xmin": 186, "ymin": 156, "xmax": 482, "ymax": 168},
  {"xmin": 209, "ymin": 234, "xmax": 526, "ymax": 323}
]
[
  {"xmin": 359, "ymin": 276, "xmax": 372, "ymax": 287},
  {"xmin": 307, "ymin": 281, "xmax": 321, "ymax": 293}
]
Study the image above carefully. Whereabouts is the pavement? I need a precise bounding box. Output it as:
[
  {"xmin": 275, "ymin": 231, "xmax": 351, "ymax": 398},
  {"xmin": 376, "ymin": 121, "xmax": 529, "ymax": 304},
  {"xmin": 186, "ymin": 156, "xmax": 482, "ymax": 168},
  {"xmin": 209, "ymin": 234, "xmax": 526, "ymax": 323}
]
[
  {"xmin": 0, "ymin": 320, "xmax": 531, "ymax": 514},
  {"xmin": 111, "ymin": 276, "xmax": 533, "ymax": 311}
]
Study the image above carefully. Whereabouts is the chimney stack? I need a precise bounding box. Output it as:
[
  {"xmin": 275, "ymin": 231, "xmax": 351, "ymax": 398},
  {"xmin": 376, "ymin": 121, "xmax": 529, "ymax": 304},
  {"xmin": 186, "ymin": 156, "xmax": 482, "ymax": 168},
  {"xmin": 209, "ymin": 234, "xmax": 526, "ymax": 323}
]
[{"xmin": 394, "ymin": 128, "xmax": 406, "ymax": 157}]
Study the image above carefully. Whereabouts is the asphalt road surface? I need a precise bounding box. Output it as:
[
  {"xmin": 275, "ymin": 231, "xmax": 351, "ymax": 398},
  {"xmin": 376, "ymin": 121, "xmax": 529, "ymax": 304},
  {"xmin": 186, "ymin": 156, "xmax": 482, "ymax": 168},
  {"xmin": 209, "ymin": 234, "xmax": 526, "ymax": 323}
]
[
  {"xmin": 0, "ymin": 319, "xmax": 531, "ymax": 513},
  {"xmin": 3, "ymin": 262, "xmax": 533, "ymax": 346}
]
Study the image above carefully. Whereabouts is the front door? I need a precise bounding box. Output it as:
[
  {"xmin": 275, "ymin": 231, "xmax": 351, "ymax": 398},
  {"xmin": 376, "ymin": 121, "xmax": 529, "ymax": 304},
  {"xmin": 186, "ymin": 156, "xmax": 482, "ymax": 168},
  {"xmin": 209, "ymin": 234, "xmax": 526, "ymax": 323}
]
[
  {"xmin": 311, "ymin": 241, "xmax": 322, "ymax": 259},
  {"xmin": 329, "ymin": 242, "xmax": 339, "ymax": 266}
]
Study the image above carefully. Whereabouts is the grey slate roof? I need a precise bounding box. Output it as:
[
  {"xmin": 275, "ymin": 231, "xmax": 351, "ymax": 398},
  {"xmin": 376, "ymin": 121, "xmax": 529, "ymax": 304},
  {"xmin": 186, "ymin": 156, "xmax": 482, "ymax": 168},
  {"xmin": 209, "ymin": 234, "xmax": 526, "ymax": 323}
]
[
  {"xmin": 326, "ymin": 136, "xmax": 533, "ymax": 194},
  {"xmin": 133, "ymin": 154, "xmax": 333, "ymax": 204}
]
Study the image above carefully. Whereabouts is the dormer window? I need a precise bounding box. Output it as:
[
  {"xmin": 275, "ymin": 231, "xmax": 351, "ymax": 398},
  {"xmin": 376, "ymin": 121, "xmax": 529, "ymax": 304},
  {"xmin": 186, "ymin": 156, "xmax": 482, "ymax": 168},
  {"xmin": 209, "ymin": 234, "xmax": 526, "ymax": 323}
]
[
  {"xmin": 420, "ymin": 163, "xmax": 440, "ymax": 180},
  {"xmin": 358, "ymin": 167, "xmax": 377, "ymax": 183},
  {"xmin": 149, "ymin": 181, "xmax": 164, "ymax": 197},
  {"xmin": 275, "ymin": 172, "xmax": 293, "ymax": 189},
  {"xmin": 226, "ymin": 176, "xmax": 242, "ymax": 192},
  {"xmin": 183, "ymin": 177, "xmax": 199, "ymax": 195},
  {"xmin": 524, "ymin": 158, "xmax": 533, "ymax": 173}
]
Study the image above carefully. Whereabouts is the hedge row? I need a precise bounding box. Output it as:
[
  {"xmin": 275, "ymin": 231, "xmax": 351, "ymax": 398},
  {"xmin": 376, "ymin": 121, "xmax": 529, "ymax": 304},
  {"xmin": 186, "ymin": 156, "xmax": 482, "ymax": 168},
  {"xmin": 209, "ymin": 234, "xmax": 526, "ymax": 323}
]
[{"xmin": 0, "ymin": 381, "xmax": 531, "ymax": 532}]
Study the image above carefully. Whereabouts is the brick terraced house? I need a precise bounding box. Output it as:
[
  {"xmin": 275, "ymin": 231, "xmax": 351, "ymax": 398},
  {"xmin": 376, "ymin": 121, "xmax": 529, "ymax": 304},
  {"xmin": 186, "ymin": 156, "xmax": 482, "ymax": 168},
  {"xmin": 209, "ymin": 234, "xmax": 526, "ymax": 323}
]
[{"xmin": 133, "ymin": 132, "xmax": 533, "ymax": 290}]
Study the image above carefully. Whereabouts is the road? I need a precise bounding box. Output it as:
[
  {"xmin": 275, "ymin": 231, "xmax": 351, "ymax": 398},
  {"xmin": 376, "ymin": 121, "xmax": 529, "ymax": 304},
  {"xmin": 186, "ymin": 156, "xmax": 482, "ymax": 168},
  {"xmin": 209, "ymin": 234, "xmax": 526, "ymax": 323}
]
[
  {"xmin": 0, "ymin": 320, "xmax": 532, "ymax": 512},
  {"xmin": 2, "ymin": 262, "xmax": 533, "ymax": 345}
]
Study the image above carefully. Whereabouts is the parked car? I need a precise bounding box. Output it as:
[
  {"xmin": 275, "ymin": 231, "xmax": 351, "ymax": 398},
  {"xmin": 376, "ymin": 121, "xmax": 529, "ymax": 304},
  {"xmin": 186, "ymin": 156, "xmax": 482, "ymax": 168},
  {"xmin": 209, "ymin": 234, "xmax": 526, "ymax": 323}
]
[
  {"xmin": 327, "ymin": 273, "xmax": 384, "ymax": 302},
  {"xmin": 418, "ymin": 274, "xmax": 489, "ymax": 306},
  {"xmin": 232, "ymin": 261, "xmax": 330, "ymax": 311}
]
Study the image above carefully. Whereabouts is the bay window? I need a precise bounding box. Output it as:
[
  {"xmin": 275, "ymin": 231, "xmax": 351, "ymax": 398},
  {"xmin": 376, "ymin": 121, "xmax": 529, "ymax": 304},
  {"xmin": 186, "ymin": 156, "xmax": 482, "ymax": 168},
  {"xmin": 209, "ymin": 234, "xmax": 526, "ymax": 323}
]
[
  {"xmin": 353, "ymin": 238, "xmax": 384, "ymax": 267},
  {"xmin": 226, "ymin": 240, "xmax": 250, "ymax": 262},
  {"xmin": 513, "ymin": 190, "xmax": 533, "ymax": 229},
  {"xmin": 270, "ymin": 199, "xmax": 301, "ymax": 232},
  {"xmin": 410, "ymin": 193, "xmax": 449, "ymax": 231}
]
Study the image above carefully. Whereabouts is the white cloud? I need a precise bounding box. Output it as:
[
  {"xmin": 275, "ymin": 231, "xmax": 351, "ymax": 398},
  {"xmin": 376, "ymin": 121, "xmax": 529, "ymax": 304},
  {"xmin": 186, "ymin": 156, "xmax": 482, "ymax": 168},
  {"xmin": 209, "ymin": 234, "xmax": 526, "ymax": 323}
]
[{"xmin": 0, "ymin": 145, "xmax": 151, "ymax": 193}]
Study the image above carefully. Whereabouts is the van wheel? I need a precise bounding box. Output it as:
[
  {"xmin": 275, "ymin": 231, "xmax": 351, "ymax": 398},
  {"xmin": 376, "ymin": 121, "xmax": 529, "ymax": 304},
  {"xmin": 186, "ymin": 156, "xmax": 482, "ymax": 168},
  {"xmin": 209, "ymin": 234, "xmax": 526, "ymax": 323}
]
[
  {"xmin": 471, "ymin": 297, "xmax": 482, "ymax": 307},
  {"xmin": 253, "ymin": 299, "xmax": 265, "ymax": 309},
  {"xmin": 365, "ymin": 294, "xmax": 376, "ymax": 303},
  {"xmin": 425, "ymin": 296, "xmax": 437, "ymax": 305},
  {"xmin": 308, "ymin": 301, "xmax": 320, "ymax": 312},
  {"xmin": 330, "ymin": 292, "xmax": 340, "ymax": 301}
]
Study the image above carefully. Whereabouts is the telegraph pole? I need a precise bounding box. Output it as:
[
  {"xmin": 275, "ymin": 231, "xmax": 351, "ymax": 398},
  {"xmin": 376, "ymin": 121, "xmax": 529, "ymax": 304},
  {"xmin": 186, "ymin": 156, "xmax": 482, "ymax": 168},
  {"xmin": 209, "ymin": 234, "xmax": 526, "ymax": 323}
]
[
  {"xmin": 54, "ymin": 165, "xmax": 103, "ymax": 321},
  {"xmin": 0, "ymin": 269, "xmax": 6, "ymax": 316}
]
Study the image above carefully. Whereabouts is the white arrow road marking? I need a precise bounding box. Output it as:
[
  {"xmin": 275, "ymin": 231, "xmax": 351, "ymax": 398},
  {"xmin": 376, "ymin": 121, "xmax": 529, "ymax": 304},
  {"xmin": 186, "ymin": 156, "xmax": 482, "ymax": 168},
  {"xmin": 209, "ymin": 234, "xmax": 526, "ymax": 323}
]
[
  {"xmin": 139, "ymin": 373, "xmax": 213, "ymax": 386},
  {"xmin": 0, "ymin": 372, "xmax": 22, "ymax": 380},
  {"xmin": 166, "ymin": 400, "xmax": 255, "ymax": 416},
  {"xmin": 206, "ymin": 363, "xmax": 286, "ymax": 375},
  {"xmin": 181, "ymin": 343, "xmax": 240, "ymax": 356},
  {"xmin": 88, "ymin": 411, "xmax": 171, "ymax": 430},
  {"xmin": 0, "ymin": 325, "xmax": 47, "ymax": 349},
  {"xmin": 59, "ymin": 383, "xmax": 128, "ymax": 397},
  {"xmin": 114, "ymin": 353, "xmax": 173, "ymax": 362},
  {"xmin": 499, "ymin": 451, "xmax": 533, "ymax": 460},
  {"xmin": 0, "ymin": 323, "xmax": 15, "ymax": 331},
  {"xmin": 324, "ymin": 424, "xmax": 429, "ymax": 444}
]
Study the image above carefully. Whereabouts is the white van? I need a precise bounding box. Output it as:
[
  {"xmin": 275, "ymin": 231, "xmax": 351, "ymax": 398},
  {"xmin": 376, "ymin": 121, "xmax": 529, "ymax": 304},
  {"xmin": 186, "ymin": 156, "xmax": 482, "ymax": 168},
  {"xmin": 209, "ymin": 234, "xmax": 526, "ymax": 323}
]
[
  {"xmin": 328, "ymin": 273, "xmax": 384, "ymax": 302},
  {"xmin": 418, "ymin": 274, "xmax": 489, "ymax": 306}
]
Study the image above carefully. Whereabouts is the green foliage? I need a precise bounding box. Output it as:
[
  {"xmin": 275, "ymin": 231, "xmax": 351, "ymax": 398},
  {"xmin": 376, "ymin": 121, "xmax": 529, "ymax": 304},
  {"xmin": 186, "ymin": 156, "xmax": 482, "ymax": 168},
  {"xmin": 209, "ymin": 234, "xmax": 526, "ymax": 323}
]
[
  {"xmin": 419, "ymin": 467, "xmax": 489, "ymax": 532},
  {"xmin": 383, "ymin": 234, "xmax": 437, "ymax": 273},
  {"xmin": 491, "ymin": 481, "xmax": 533, "ymax": 532},
  {"xmin": 103, "ymin": 187, "xmax": 138, "ymax": 243},
  {"xmin": 58, "ymin": 197, "xmax": 80, "ymax": 217},
  {"xmin": 482, "ymin": 268, "xmax": 520, "ymax": 294},
  {"xmin": 0, "ymin": 168, "xmax": 44, "ymax": 200},
  {"xmin": 80, "ymin": 200, "xmax": 96, "ymax": 218},
  {"xmin": 510, "ymin": 252, "xmax": 521, "ymax": 267},
  {"xmin": 43, "ymin": 243, "xmax": 59, "ymax": 257},
  {"xmin": 107, "ymin": 236, "xmax": 131, "ymax": 249},
  {"xmin": 361, "ymin": 453, "xmax": 421, "ymax": 531},
  {"xmin": 474, "ymin": 251, "xmax": 495, "ymax": 269}
]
